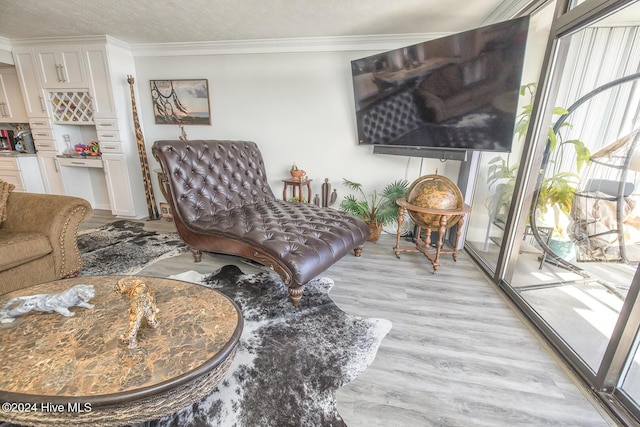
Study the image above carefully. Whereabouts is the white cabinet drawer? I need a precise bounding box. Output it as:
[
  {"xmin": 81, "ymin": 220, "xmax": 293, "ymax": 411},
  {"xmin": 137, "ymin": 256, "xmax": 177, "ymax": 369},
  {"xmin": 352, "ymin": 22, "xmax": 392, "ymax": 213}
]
[
  {"xmin": 57, "ymin": 156, "xmax": 103, "ymax": 168},
  {"xmin": 94, "ymin": 118, "xmax": 118, "ymax": 131},
  {"xmin": 99, "ymin": 142, "xmax": 123, "ymax": 153},
  {"xmin": 0, "ymin": 170, "xmax": 24, "ymax": 190},
  {"xmin": 28, "ymin": 118, "xmax": 52, "ymax": 129},
  {"xmin": 34, "ymin": 139, "xmax": 57, "ymax": 151},
  {"xmin": 32, "ymin": 129, "xmax": 54, "ymax": 140},
  {"xmin": 0, "ymin": 156, "xmax": 18, "ymax": 170},
  {"xmin": 96, "ymin": 130, "xmax": 121, "ymax": 142}
]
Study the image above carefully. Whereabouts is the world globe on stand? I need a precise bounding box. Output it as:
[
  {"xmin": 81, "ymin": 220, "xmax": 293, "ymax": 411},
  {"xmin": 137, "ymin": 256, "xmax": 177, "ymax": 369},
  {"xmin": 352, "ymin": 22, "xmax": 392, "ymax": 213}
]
[{"xmin": 405, "ymin": 174, "xmax": 464, "ymax": 230}]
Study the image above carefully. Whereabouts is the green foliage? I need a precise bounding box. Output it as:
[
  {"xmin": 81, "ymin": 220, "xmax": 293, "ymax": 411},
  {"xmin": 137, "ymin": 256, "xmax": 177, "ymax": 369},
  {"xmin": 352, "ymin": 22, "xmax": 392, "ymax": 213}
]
[
  {"xmin": 487, "ymin": 156, "xmax": 519, "ymax": 189},
  {"xmin": 340, "ymin": 179, "xmax": 409, "ymax": 226},
  {"xmin": 486, "ymin": 157, "xmax": 518, "ymax": 221},
  {"xmin": 488, "ymin": 82, "xmax": 592, "ymax": 235},
  {"xmin": 563, "ymin": 139, "xmax": 591, "ymax": 173},
  {"xmin": 537, "ymin": 171, "xmax": 580, "ymax": 216}
]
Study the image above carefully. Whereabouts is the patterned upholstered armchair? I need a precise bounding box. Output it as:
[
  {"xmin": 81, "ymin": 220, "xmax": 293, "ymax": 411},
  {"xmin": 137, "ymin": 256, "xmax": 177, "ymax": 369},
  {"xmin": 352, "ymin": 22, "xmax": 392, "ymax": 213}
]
[
  {"xmin": 0, "ymin": 192, "xmax": 92, "ymax": 295},
  {"xmin": 152, "ymin": 140, "xmax": 370, "ymax": 305}
]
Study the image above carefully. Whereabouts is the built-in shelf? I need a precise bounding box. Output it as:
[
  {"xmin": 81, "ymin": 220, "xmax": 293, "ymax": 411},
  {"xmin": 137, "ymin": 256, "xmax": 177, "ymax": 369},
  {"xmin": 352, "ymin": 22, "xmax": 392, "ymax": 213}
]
[
  {"xmin": 49, "ymin": 91, "xmax": 94, "ymax": 124},
  {"xmin": 56, "ymin": 156, "xmax": 103, "ymax": 168}
]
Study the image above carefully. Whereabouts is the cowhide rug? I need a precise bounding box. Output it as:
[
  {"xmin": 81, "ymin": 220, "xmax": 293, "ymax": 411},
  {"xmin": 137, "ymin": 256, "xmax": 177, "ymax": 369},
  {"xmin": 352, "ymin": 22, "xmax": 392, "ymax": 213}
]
[
  {"xmin": 77, "ymin": 220, "xmax": 186, "ymax": 276},
  {"xmin": 144, "ymin": 265, "xmax": 392, "ymax": 427}
]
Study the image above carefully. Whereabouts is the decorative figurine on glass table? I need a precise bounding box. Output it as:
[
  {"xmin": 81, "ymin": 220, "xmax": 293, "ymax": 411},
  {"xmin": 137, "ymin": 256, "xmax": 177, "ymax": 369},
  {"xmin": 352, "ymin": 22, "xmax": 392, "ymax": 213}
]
[
  {"xmin": 0, "ymin": 284, "xmax": 95, "ymax": 323},
  {"xmin": 115, "ymin": 277, "xmax": 160, "ymax": 349}
]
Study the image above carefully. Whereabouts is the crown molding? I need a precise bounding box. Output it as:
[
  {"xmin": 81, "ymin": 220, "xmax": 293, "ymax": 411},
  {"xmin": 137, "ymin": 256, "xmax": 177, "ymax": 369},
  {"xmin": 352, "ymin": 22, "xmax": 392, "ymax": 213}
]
[
  {"xmin": 9, "ymin": 35, "xmax": 120, "ymax": 47},
  {"xmin": 0, "ymin": 37, "xmax": 14, "ymax": 65},
  {"xmin": 0, "ymin": 37, "xmax": 12, "ymax": 51},
  {"xmin": 4, "ymin": 32, "xmax": 453, "ymax": 57},
  {"xmin": 483, "ymin": 0, "xmax": 545, "ymax": 24},
  {"xmin": 130, "ymin": 33, "xmax": 449, "ymax": 57}
]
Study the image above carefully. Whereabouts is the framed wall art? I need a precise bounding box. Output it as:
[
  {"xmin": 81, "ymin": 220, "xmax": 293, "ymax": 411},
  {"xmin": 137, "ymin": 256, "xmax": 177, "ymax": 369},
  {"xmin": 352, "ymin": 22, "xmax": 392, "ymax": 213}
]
[{"xmin": 150, "ymin": 79, "xmax": 211, "ymax": 125}]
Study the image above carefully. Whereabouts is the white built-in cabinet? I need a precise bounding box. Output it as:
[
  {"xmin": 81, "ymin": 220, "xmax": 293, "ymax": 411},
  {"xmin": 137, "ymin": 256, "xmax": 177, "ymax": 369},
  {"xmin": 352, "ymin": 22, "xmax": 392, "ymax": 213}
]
[
  {"xmin": 33, "ymin": 151, "xmax": 65, "ymax": 194},
  {"xmin": 12, "ymin": 37, "xmax": 149, "ymax": 218},
  {"xmin": 34, "ymin": 45, "xmax": 87, "ymax": 89},
  {"xmin": 0, "ymin": 157, "xmax": 22, "ymax": 188},
  {"xmin": 29, "ymin": 118, "xmax": 56, "ymax": 151},
  {"xmin": 0, "ymin": 155, "xmax": 46, "ymax": 193},
  {"xmin": 28, "ymin": 118, "xmax": 64, "ymax": 194},
  {"xmin": 84, "ymin": 45, "xmax": 116, "ymax": 119},
  {"xmin": 0, "ymin": 67, "xmax": 28, "ymax": 123},
  {"xmin": 12, "ymin": 52, "xmax": 47, "ymax": 118},
  {"xmin": 102, "ymin": 153, "xmax": 136, "ymax": 216}
]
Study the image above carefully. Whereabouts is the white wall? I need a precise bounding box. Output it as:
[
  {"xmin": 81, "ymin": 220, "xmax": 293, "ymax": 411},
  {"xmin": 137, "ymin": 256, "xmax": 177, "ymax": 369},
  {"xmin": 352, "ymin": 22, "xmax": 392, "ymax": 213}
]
[{"xmin": 133, "ymin": 47, "xmax": 461, "ymax": 206}]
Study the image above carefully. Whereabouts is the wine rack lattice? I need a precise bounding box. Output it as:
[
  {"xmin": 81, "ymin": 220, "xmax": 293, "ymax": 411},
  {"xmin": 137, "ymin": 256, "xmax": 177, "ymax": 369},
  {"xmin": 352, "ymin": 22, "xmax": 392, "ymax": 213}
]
[{"xmin": 49, "ymin": 91, "xmax": 94, "ymax": 123}]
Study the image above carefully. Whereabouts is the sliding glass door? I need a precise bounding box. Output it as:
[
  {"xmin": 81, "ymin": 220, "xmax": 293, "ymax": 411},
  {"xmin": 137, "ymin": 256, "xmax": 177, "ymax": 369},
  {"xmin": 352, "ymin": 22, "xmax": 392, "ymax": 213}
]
[
  {"xmin": 465, "ymin": 2, "xmax": 556, "ymax": 274},
  {"xmin": 623, "ymin": 351, "xmax": 640, "ymax": 399},
  {"xmin": 465, "ymin": 0, "xmax": 640, "ymax": 423},
  {"xmin": 513, "ymin": 3, "xmax": 640, "ymax": 375}
]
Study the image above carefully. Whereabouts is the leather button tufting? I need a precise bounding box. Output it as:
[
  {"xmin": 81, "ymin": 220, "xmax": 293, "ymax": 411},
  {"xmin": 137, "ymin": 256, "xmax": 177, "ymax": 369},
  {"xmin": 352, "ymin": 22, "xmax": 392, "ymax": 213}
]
[{"xmin": 151, "ymin": 139, "xmax": 370, "ymax": 302}]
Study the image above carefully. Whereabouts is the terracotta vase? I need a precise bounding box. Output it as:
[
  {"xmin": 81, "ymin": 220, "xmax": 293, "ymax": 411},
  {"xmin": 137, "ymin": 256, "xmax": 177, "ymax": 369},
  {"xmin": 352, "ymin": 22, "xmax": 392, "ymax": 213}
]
[
  {"xmin": 367, "ymin": 221, "xmax": 383, "ymax": 243},
  {"xmin": 290, "ymin": 169, "xmax": 306, "ymax": 179}
]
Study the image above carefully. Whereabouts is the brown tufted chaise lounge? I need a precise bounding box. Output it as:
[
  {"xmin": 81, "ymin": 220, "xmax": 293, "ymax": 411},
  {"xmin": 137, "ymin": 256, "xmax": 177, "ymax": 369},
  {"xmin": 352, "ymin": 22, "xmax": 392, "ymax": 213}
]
[{"xmin": 152, "ymin": 140, "xmax": 370, "ymax": 306}]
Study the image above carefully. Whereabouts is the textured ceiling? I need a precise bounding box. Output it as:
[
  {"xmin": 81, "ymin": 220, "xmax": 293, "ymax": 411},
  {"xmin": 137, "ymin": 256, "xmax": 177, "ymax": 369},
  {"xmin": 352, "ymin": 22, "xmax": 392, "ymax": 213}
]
[{"xmin": 0, "ymin": 0, "xmax": 510, "ymax": 44}]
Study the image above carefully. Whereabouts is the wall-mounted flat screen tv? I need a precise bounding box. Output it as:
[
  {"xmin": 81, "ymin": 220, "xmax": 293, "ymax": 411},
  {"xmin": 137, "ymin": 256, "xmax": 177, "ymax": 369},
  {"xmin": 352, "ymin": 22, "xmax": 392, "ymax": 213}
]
[{"xmin": 351, "ymin": 16, "xmax": 529, "ymax": 154}]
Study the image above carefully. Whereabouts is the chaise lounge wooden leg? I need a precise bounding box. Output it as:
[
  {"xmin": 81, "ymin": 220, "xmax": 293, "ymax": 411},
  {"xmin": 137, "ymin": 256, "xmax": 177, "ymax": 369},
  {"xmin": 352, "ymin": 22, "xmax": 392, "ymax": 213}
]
[
  {"xmin": 354, "ymin": 245, "xmax": 364, "ymax": 257},
  {"xmin": 63, "ymin": 271, "xmax": 80, "ymax": 279},
  {"xmin": 288, "ymin": 285, "xmax": 305, "ymax": 307},
  {"xmin": 189, "ymin": 247, "xmax": 202, "ymax": 262}
]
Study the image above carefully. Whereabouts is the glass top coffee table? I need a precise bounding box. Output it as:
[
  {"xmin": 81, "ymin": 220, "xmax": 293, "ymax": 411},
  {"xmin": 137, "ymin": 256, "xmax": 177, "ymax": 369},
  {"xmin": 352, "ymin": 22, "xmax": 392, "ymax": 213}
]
[{"xmin": 0, "ymin": 275, "xmax": 243, "ymax": 426}]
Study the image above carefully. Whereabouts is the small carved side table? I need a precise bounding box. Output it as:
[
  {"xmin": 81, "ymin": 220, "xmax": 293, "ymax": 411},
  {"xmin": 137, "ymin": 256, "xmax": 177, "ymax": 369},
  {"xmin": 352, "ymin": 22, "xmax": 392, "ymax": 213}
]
[
  {"xmin": 394, "ymin": 197, "xmax": 471, "ymax": 273},
  {"xmin": 282, "ymin": 178, "xmax": 313, "ymax": 202}
]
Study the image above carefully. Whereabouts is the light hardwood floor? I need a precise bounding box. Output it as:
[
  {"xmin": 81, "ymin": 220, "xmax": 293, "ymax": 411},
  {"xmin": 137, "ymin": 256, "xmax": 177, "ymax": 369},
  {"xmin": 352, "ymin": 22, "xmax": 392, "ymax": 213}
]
[{"xmin": 81, "ymin": 211, "xmax": 618, "ymax": 426}]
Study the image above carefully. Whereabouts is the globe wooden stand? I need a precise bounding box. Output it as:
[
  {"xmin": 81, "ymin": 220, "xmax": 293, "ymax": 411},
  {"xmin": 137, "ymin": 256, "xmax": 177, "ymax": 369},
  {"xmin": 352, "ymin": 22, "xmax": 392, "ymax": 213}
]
[{"xmin": 394, "ymin": 197, "xmax": 471, "ymax": 273}]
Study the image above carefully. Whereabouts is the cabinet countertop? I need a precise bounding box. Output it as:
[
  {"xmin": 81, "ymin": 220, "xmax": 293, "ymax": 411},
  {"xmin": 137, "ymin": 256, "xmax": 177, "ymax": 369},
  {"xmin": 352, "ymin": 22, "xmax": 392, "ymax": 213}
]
[{"xmin": 0, "ymin": 151, "xmax": 37, "ymax": 158}]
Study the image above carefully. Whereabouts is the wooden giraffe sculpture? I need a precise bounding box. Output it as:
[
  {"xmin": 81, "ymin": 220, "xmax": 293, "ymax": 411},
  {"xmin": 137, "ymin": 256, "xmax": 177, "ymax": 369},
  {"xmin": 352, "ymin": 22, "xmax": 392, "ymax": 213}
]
[{"xmin": 127, "ymin": 75, "xmax": 160, "ymax": 220}]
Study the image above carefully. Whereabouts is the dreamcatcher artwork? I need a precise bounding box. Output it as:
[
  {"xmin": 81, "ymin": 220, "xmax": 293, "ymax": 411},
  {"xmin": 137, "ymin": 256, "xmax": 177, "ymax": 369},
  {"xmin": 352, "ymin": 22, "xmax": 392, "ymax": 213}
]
[{"xmin": 150, "ymin": 79, "xmax": 211, "ymax": 125}]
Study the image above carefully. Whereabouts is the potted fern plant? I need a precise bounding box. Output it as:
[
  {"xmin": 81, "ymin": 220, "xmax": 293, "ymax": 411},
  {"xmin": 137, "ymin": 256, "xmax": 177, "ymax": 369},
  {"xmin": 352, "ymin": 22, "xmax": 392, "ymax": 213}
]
[{"xmin": 340, "ymin": 179, "xmax": 409, "ymax": 242}]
